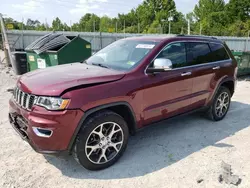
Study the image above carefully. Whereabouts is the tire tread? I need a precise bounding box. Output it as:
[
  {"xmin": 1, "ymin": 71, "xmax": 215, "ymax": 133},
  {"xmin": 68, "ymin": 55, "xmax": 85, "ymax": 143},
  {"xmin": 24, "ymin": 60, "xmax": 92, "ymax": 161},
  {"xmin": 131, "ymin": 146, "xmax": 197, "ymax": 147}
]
[
  {"xmin": 206, "ymin": 86, "xmax": 231, "ymax": 121},
  {"xmin": 72, "ymin": 110, "xmax": 129, "ymax": 170}
]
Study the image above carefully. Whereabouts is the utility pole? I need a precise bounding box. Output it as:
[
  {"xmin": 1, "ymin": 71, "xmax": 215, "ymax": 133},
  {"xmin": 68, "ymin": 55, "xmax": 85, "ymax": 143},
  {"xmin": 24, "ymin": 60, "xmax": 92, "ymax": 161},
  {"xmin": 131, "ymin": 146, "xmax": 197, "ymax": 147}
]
[
  {"xmin": 115, "ymin": 21, "xmax": 118, "ymax": 40},
  {"xmin": 124, "ymin": 20, "xmax": 125, "ymax": 37},
  {"xmin": 45, "ymin": 18, "xmax": 48, "ymax": 31},
  {"xmin": 0, "ymin": 13, "xmax": 11, "ymax": 67},
  {"xmin": 168, "ymin": 9, "xmax": 174, "ymax": 34},
  {"xmin": 199, "ymin": 23, "xmax": 202, "ymax": 35},
  {"xmin": 70, "ymin": 20, "xmax": 72, "ymax": 31},
  {"xmin": 188, "ymin": 19, "xmax": 190, "ymax": 35},
  {"xmin": 248, "ymin": 31, "xmax": 250, "ymax": 51},
  {"xmin": 168, "ymin": 21, "xmax": 171, "ymax": 34},
  {"xmin": 21, "ymin": 17, "xmax": 24, "ymax": 49},
  {"xmin": 246, "ymin": 30, "xmax": 250, "ymax": 51},
  {"xmin": 93, "ymin": 20, "xmax": 96, "ymax": 52},
  {"xmin": 138, "ymin": 23, "xmax": 140, "ymax": 33},
  {"xmin": 115, "ymin": 21, "xmax": 118, "ymax": 33}
]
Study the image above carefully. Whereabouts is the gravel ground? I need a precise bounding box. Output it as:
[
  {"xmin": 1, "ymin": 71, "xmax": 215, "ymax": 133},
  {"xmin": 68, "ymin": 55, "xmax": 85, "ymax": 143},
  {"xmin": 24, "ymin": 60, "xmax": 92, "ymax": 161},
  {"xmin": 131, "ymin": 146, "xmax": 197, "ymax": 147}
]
[{"xmin": 1, "ymin": 51, "xmax": 250, "ymax": 187}]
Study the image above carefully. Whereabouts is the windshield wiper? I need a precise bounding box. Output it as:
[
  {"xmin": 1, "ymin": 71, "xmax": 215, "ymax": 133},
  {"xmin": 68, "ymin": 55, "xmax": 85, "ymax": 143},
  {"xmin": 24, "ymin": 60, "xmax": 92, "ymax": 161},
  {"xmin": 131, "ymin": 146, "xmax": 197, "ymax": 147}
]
[{"xmin": 92, "ymin": 63, "xmax": 110, "ymax": 69}]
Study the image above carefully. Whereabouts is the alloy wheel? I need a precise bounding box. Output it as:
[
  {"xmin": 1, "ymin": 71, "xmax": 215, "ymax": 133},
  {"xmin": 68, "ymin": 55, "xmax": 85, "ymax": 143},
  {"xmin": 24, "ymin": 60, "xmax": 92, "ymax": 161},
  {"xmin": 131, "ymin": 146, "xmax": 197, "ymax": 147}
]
[
  {"xmin": 215, "ymin": 92, "xmax": 230, "ymax": 117},
  {"xmin": 85, "ymin": 122, "xmax": 124, "ymax": 164}
]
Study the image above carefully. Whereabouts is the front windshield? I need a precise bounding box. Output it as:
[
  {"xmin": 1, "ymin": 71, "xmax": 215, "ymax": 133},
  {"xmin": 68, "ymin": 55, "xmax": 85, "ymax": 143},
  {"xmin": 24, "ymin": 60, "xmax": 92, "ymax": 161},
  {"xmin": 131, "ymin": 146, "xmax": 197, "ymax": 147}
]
[{"xmin": 86, "ymin": 40, "xmax": 158, "ymax": 71}]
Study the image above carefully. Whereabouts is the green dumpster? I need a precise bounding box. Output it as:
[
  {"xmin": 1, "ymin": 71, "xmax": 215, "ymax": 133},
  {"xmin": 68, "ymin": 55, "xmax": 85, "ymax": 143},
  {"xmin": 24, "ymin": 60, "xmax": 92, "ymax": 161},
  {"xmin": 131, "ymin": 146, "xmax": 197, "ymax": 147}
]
[
  {"xmin": 26, "ymin": 34, "xmax": 92, "ymax": 71},
  {"xmin": 232, "ymin": 51, "xmax": 250, "ymax": 76}
]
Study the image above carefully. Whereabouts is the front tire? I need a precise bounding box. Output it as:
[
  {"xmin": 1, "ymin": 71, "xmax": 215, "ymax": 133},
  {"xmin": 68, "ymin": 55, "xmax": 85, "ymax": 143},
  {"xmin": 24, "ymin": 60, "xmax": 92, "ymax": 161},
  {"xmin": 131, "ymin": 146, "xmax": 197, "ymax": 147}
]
[
  {"xmin": 207, "ymin": 86, "xmax": 231, "ymax": 121},
  {"xmin": 72, "ymin": 110, "xmax": 129, "ymax": 170}
]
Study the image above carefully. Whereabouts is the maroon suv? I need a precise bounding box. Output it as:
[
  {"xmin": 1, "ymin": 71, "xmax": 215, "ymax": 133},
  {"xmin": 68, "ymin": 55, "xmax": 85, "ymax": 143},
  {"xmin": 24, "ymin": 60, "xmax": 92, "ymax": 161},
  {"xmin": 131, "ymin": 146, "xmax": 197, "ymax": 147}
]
[{"xmin": 9, "ymin": 35, "xmax": 237, "ymax": 170}]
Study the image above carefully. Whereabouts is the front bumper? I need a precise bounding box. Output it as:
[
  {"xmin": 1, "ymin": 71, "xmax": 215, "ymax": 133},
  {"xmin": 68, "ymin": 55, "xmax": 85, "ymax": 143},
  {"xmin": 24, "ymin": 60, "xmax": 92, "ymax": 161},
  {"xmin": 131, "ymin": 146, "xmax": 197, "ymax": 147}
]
[{"xmin": 9, "ymin": 97, "xmax": 84, "ymax": 154}]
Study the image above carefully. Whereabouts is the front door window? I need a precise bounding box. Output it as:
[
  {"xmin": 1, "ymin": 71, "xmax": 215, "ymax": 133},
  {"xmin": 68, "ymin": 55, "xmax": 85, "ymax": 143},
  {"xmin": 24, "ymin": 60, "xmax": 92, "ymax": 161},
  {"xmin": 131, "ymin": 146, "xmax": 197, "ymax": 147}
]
[{"xmin": 156, "ymin": 42, "xmax": 187, "ymax": 68}]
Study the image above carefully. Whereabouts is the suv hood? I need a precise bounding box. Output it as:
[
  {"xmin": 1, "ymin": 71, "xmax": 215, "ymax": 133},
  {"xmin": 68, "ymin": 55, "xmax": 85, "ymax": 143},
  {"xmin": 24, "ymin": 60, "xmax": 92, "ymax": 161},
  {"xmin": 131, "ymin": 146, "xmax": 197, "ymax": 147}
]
[{"xmin": 18, "ymin": 63, "xmax": 125, "ymax": 96}]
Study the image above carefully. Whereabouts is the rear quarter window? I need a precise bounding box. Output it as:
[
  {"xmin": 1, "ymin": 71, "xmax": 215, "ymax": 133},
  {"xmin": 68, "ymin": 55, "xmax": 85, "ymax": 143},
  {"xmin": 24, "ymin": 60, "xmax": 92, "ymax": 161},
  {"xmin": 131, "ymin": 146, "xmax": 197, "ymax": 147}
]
[{"xmin": 209, "ymin": 43, "xmax": 230, "ymax": 62}]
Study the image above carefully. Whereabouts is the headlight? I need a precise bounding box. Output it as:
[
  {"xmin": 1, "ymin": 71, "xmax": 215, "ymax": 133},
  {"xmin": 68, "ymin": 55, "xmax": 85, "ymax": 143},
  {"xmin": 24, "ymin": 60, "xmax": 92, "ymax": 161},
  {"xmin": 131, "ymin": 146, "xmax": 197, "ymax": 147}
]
[{"xmin": 35, "ymin": 97, "xmax": 70, "ymax": 110}]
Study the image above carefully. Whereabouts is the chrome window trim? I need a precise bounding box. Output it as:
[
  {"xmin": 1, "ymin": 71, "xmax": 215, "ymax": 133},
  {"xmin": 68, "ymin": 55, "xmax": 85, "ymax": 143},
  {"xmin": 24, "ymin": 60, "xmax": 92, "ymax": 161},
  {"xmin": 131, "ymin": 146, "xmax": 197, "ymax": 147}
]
[{"xmin": 144, "ymin": 40, "xmax": 232, "ymax": 75}]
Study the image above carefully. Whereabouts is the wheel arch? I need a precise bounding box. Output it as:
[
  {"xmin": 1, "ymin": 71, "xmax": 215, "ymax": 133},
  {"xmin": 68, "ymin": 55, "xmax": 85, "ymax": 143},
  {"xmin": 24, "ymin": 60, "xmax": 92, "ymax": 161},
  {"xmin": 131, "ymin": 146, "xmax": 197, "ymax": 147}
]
[
  {"xmin": 211, "ymin": 77, "xmax": 235, "ymax": 104},
  {"xmin": 67, "ymin": 102, "xmax": 137, "ymax": 152},
  {"xmin": 220, "ymin": 80, "xmax": 235, "ymax": 96}
]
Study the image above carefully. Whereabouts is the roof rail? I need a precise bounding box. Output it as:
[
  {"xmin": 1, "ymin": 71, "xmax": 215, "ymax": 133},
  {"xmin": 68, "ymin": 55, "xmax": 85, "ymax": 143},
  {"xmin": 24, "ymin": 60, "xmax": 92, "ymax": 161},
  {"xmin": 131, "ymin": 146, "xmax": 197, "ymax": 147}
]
[{"xmin": 177, "ymin": 34, "xmax": 217, "ymax": 40}]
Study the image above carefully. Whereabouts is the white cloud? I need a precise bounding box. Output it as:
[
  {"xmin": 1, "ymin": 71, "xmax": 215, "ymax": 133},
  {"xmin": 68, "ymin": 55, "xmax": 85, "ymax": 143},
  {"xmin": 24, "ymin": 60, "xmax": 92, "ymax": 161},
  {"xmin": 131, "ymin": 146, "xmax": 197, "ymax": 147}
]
[
  {"xmin": 79, "ymin": 0, "xmax": 108, "ymax": 3},
  {"xmin": 99, "ymin": 12, "xmax": 111, "ymax": 17},
  {"xmin": 69, "ymin": 0, "xmax": 107, "ymax": 15},
  {"xmin": 12, "ymin": 0, "xmax": 45, "ymax": 14}
]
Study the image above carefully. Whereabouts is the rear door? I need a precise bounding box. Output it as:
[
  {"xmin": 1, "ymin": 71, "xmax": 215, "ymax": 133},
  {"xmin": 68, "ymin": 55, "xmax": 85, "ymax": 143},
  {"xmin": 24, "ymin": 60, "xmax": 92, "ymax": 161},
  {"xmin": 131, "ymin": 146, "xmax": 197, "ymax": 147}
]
[{"xmin": 187, "ymin": 42, "xmax": 232, "ymax": 109}]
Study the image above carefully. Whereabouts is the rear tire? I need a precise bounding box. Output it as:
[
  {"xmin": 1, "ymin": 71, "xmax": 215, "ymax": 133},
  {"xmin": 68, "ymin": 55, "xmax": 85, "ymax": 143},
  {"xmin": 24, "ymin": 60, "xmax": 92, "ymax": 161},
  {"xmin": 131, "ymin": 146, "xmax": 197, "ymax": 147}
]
[
  {"xmin": 207, "ymin": 86, "xmax": 231, "ymax": 121},
  {"xmin": 72, "ymin": 110, "xmax": 129, "ymax": 171}
]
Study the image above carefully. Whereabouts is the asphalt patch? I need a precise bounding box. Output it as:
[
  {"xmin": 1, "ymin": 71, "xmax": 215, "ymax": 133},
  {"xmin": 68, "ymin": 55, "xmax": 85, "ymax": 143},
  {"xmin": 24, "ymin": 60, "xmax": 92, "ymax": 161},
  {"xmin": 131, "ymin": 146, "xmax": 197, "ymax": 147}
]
[{"xmin": 218, "ymin": 161, "xmax": 241, "ymax": 186}]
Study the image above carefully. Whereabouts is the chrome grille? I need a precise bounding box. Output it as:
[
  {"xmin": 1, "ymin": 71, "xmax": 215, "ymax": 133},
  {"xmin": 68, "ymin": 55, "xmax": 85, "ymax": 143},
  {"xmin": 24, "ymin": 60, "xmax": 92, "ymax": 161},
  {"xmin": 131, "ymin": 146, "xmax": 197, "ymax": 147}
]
[{"xmin": 14, "ymin": 87, "xmax": 36, "ymax": 111}]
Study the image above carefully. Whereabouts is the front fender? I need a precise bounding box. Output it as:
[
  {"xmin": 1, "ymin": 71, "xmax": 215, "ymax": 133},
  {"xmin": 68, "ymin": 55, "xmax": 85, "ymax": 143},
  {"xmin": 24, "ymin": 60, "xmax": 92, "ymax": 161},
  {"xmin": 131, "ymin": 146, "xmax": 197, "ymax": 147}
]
[{"xmin": 67, "ymin": 101, "xmax": 137, "ymax": 152}]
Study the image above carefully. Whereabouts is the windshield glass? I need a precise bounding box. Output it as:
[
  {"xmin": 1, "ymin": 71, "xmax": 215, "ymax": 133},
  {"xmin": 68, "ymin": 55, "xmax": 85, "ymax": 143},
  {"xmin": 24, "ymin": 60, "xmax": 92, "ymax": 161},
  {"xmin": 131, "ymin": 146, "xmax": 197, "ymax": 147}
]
[{"xmin": 86, "ymin": 40, "xmax": 158, "ymax": 71}]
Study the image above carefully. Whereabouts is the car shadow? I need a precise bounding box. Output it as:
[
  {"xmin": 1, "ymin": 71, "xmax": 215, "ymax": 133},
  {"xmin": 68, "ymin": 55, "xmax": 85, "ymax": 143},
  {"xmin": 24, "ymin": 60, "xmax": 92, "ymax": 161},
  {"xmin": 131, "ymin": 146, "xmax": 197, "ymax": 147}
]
[{"xmin": 44, "ymin": 101, "xmax": 250, "ymax": 180}]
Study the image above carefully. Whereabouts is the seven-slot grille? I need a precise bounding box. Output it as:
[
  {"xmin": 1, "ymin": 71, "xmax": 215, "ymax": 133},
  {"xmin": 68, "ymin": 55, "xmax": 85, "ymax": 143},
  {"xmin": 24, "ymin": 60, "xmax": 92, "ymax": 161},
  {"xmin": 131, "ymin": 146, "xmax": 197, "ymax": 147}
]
[{"xmin": 13, "ymin": 87, "xmax": 36, "ymax": 111}]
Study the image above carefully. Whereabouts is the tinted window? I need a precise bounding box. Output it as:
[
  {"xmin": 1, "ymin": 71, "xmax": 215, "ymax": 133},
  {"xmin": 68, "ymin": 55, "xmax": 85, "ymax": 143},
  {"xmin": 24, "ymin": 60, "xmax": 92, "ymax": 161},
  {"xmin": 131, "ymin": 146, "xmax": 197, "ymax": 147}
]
[
  {"xmin": 186, "ymin": 43, "xmax": 212, "ymax": 65},
  {"xmin": 157, "ymin": 43, "xmax": 187, "ymax": 68},
  {"xmin": 209, "ymin": 43, "xmax": 230, "ymax": 61}
]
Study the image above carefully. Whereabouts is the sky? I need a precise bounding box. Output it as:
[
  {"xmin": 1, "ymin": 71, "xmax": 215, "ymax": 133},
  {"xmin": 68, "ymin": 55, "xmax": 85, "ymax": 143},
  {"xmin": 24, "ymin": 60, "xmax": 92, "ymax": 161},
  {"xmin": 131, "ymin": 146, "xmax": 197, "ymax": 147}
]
[{"xmin": 0, "ymin": 0, "xmax": 202, "ymax": 25}]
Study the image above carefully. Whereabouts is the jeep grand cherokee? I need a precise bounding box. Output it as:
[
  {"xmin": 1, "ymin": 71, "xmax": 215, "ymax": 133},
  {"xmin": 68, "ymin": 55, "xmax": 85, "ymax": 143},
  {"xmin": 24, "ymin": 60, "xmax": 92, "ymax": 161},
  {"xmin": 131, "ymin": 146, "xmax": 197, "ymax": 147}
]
[{"xmin": 9, "ymin": 35, "xmax": 237, "ymax": 170}]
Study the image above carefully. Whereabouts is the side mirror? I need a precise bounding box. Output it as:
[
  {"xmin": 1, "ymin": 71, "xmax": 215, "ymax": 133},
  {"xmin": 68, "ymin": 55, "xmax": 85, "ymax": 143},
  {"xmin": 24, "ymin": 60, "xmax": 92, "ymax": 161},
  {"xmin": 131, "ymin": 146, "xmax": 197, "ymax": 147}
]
[{"xmin": 146, "ymin": 58, "xmax": 173, "ymax": 74}]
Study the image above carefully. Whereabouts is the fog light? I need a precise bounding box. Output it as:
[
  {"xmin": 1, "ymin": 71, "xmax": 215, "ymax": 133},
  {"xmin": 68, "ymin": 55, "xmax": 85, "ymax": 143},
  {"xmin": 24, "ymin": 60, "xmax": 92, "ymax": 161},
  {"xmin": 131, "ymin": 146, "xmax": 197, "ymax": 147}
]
[{"xmin": 32, "ymin": 127, "xmax": 53, "ymax": 138}]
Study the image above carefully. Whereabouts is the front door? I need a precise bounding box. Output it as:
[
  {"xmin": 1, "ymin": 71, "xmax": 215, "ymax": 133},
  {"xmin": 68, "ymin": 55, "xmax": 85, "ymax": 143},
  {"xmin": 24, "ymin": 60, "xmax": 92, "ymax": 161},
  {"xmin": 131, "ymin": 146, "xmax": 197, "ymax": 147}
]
[{"xmin": 142, "ymin": 42, "xmax": 193, "ymax": 125}]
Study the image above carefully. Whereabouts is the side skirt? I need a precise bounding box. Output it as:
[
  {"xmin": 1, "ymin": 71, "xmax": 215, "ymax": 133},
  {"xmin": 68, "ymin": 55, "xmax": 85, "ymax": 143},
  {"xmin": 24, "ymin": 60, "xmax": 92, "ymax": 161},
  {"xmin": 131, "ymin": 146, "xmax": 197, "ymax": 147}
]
[{"xmin": 136, "ymin": 106, "xmax": 208, "ymax": 133}]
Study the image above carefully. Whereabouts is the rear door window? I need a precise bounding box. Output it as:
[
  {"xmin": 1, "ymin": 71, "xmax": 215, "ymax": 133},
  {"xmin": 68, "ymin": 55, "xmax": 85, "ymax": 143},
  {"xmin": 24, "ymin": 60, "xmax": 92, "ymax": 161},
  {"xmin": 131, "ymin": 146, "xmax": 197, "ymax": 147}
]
[
  {"xmin": 186, "ymin": 42, "xmax": 212, "ymax": 66},
  {"xmin": 209, "ymin": 43, "xmax": 230, "ymax": 62}
]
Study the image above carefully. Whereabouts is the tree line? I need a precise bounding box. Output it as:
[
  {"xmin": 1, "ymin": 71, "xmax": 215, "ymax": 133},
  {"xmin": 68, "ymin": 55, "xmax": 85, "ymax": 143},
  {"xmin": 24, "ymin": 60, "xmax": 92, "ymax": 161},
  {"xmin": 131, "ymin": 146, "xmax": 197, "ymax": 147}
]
[{"xmin": 1, "ymin": 0, "xmax": 250, "ymax": 36}]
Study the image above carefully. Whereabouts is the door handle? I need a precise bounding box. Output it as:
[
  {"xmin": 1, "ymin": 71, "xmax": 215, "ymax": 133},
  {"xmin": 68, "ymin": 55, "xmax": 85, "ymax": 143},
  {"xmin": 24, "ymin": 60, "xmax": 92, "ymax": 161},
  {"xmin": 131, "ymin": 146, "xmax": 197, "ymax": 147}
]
[
  {"xmin": 213, "ymin": 66, "xmax": 220, "ymax": 70},
  {"xmin": 181, "ymin": 72, "xmax": 192, "ymax": 76}
]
